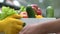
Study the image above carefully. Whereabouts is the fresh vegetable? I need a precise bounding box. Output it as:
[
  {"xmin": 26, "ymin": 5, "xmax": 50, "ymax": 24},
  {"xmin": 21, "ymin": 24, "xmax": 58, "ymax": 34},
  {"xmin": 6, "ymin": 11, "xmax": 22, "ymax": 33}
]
[
  {"xmin": 20, "ymin": 6, "xmax": 25, "ymax": 12},
  {"xmin": 46, "ymin": 6, "xmax": 54, "ymax": 17},
  {"xmin": 26, "ymin": 6, "xmax": 36, "ymax": 18},
  {"xmin": 19, "ymin": 6, "xmax": 28, "ymax": 18},
  {"xmin": 35, "ymin": 15, "xmax": 43, "ymax": 18},
  {"xmin": 0, "ymin": 6, "xmax": 18, "ymax": 20},
  {"xmin": 31, "ymin": 4, "xmax": 42, "ymax": 15},
  {"xmin": 36, "ymin": 8, "xmax": 42, "ymax": 15},
  {"xmin": 31, "ymin": 4, "xmax": 38, "ymax": 10},
  {"xmin": 20, "ymin": 12, "xmax": 28, "ymax": 18}
]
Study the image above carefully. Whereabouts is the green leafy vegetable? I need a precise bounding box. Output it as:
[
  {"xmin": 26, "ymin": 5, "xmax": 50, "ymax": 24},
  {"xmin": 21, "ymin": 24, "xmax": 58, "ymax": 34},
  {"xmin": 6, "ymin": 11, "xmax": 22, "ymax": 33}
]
[
  {"xmin": 20, "ymin": 6, "xmax": 26, "ymax": 12},
  {"xmin": 0, "ymin": 6, "xmax": 18, "ymax": 20}
]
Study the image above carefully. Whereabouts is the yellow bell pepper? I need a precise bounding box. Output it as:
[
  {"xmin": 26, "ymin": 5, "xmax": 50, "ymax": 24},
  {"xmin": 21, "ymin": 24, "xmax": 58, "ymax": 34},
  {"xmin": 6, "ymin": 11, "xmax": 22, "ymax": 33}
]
[
  {"xmin": 35, "ymin": 15, "xmax": 43, "ymax": 18},
  {"xmin": 0, "ymin": 14, "xmax": 24, "ymax": 34}
]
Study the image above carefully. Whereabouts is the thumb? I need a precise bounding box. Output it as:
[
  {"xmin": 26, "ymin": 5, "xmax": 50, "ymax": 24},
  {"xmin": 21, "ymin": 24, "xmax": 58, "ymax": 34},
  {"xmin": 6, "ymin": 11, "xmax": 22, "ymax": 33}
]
[{"xmin": 8, "ymin": 14, "xmax": 22, "ymax": 19}]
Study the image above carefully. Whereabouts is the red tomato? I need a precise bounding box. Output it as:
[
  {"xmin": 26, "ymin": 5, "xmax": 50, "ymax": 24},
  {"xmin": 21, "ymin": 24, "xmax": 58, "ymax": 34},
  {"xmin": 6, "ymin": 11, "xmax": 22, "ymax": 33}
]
[
  {"xmin": 36, "ymin": 8, "xmax": 42, "ymax": 15},
  {"xmin": 31, "ymin": 4, "xmax": 38, "ymax": 10},
  {"xmin": 20, "ymin": 12, "xmax": 28, "ymax": 18}
]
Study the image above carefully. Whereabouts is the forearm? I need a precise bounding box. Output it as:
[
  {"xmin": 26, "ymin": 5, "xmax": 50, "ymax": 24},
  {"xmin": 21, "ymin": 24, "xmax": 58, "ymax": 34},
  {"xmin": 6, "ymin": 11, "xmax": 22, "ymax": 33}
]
[{"xmin": 37, "ymin": 19, "xmax": 60, "ymax": 33}]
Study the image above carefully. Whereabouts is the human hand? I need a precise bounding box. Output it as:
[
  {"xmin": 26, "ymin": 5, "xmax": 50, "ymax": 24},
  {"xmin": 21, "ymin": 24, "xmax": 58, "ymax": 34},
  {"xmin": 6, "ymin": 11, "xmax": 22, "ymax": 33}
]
[
  {"xmin": 20, "ymin": 24, "xmax": 46, "ymax": 34},
  {"xmin": 0, "ymin": 14, "xmax": 25, "ymax": 34}
]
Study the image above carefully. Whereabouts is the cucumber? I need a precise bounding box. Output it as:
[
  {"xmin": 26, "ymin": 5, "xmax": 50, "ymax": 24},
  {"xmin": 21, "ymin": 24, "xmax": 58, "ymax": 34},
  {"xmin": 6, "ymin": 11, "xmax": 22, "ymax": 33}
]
[{"xmin": 26, "ymin": 6, "xmax": 36, "ymax": 18}]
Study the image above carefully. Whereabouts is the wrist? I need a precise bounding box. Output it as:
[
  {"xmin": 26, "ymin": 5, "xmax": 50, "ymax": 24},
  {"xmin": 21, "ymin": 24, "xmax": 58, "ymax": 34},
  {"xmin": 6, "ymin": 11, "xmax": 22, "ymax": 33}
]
[{"xmin": 35, "ymin": 23, "xmax": 47, "ymax": 34}]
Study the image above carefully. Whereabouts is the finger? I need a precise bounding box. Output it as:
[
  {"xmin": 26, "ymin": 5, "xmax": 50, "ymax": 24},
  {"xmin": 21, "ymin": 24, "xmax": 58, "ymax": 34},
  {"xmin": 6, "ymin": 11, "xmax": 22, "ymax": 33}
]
[
  {"xmin": 15, "ymin": 25, "xmax": 23, "ymax": 31},
  {"xmin": 6, "ymin": 18, "xmax": 24, "ymax": 25},
  {"xmin": 20, "ymin": 25, "xmax": 32, "ymax": 34},
  {"xmin": 11, "ymin": 18, "xmax": 24, "ymax": 25},
  {"xmin": 20, "ymin": 25, "xmax": 29, "ymax": 32},
  {"xmin": 15, "ymin": 19, "xmax": 24, "ymax": 25},
  {"xmin": 23, "ymin": 23, "xmax": 26, "ymax": 27},
  {"xmin": 20, "ymin": 25, "xmax": 30, "ymax": 34},
  {"xmin": 8, "ymin": 14, "xmax": 22, "ymax": 19}
]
